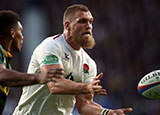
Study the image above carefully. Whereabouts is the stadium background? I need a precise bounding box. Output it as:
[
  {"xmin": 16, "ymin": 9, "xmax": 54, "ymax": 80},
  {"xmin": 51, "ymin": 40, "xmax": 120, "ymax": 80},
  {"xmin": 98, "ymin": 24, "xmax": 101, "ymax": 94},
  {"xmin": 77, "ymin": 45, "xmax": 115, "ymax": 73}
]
[{"xmin": 0, "ymin": 0, "xmax": 160, "ymax": 115}]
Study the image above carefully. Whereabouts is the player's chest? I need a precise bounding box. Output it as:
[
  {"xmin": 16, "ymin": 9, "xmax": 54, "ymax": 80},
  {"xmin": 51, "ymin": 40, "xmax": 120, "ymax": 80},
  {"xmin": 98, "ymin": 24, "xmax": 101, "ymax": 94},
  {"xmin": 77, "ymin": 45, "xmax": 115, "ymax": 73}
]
[{"xmin": 61, "ymin": 51, "xmax": 91, "ymax": 82}]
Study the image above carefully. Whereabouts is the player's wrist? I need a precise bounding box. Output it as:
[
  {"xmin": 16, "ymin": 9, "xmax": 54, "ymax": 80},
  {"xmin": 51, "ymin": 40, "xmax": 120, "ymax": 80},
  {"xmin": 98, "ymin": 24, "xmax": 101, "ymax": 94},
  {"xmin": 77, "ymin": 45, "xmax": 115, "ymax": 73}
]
[
  {"xmin": 36, "ymin": 73, "xmax": 46, "ymax": 84},
  {"xmin": 101, "ymin": 108, "xmax": 110, "ymax": 115},
  {"xmin": 76, "ymin": 82, "xmax": 91, "ymax": 94},
  {"xmin": 76, "ymin": 83, "xmax": 88, "ymax": 94}
]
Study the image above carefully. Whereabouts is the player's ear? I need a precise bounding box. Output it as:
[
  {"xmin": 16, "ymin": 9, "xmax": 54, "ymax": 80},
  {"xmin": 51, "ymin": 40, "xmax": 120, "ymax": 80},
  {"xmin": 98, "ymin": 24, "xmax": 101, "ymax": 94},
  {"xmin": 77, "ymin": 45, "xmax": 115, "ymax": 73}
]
[
  {"xmin": 10, "ymin": 28, "xmax": 15, "ymax": 39},
  {"xmin": 64, "ymin": 21, "xmax": 70, "ymax": 30}
]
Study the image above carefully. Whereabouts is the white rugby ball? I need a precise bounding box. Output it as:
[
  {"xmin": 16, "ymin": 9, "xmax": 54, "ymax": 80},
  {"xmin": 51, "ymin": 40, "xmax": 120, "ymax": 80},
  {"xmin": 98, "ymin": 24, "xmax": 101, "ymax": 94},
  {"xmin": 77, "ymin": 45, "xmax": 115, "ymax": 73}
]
[{"xmin": 137, "ymin": 70, "xmax": 160, "ymax": 100}]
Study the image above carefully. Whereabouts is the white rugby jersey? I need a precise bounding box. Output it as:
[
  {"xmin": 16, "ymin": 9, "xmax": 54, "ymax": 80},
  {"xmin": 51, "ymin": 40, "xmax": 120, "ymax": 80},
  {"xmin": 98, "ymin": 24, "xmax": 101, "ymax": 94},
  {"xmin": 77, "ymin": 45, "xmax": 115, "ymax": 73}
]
[{"xmin": 13, "ymin": 34, "xmax": 97, "ymax": 115}]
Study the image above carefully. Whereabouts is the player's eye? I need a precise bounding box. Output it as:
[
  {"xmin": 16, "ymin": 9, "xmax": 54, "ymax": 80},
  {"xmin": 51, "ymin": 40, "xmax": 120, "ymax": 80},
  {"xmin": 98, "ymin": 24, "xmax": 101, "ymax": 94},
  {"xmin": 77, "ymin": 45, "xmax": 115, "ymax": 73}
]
[
  {"xmin": 89, "ymin": 19, "xmax": 93, "ymax": 24},
  {"xmin": 78, "ymin": 19, "xmax": 87, "ymax": 24}
]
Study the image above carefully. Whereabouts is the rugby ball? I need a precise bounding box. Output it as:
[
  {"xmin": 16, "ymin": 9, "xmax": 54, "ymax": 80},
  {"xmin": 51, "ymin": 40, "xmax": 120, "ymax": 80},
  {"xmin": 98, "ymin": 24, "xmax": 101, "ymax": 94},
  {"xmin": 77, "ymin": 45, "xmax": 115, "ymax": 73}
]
[{"xmin": 137, "ymin": 70, "xmax": 160, "ymax": 100}]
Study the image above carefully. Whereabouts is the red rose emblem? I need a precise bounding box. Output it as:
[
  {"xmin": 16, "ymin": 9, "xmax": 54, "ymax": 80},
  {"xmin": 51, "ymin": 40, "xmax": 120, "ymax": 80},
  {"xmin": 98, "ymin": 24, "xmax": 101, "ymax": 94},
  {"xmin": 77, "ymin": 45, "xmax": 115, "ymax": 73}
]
[{"xmin": 83, "ymin": 64, "xmax": 89, "ymax": 73}]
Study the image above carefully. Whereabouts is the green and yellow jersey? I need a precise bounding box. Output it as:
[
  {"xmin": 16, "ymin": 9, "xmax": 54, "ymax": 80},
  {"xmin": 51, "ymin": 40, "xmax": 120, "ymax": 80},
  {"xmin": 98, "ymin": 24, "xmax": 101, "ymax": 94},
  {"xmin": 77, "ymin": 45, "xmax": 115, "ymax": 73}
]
[{"xmin": 0, "ymin": 44, "xmax": 12, "ymax": 114}]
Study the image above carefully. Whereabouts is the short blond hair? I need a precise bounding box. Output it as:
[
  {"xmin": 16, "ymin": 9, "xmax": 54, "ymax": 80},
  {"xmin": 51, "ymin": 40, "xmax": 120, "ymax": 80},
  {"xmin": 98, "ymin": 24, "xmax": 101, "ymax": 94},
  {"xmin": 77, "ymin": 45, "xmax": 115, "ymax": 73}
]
[{"xmin": 63, "ymin": 4, "xmax": 90, "ymax": 23}]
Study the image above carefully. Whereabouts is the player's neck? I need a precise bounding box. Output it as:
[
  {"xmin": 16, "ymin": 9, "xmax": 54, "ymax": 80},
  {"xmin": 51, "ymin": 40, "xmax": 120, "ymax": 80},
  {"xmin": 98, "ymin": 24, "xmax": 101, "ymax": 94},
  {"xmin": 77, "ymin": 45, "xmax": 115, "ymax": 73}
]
[{"xmin": 63, "ymin": 32, "xmax": 81, "ymax": 50}]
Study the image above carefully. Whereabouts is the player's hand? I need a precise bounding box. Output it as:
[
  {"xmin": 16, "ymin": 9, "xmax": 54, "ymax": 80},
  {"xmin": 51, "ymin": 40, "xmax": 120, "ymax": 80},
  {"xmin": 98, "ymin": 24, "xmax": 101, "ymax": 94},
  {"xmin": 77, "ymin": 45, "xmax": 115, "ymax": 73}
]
[
  {"xmin": 87, "ymin": 80, "xmax": 107, "ymax": 95},
  {"xmin": 85, "ymin": 73, "xmax": 106, "ymax": 95},
  {"xmin": 38, "ymin": 68, "xmax": 64, "ymax": 83},
  {"xmin": 108, "ymin": 108, "xmax": 133, "ymax": 115},
  {"xmin": 92, "ymin": 73, "xmax": 107, "ymax": 95}
]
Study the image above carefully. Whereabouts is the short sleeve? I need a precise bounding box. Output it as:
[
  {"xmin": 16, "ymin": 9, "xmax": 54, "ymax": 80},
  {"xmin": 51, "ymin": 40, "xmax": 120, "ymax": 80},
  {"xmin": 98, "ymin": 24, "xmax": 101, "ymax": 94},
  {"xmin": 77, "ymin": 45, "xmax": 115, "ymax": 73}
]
[{"xmin": 34, "ymin": 39, "xmax": 63, "ymax": 68}]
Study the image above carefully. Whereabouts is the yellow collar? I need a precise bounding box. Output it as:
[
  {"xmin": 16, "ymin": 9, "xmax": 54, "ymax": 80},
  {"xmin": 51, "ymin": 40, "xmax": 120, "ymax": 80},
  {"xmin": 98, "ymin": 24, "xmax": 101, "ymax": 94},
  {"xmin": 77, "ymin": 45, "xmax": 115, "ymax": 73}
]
[{"xmin": 2, "ymin": 49, "xmax": 13, "ymax": 58}]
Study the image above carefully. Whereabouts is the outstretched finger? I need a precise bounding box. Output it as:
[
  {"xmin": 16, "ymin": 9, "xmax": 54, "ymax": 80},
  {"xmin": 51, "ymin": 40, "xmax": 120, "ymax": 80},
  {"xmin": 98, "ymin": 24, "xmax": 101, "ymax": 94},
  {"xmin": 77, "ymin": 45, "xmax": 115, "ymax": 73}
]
[
  {"xmin": 94, "ymin": 89, "xmax": 107, "ymax": 95},
  {"xmin": 122, "ymin": 108, "xmax": 133, "ymax": 113},
  {"xmin": 92, "ymin": 79, "xmax": 100, "ymax": 85},
  {"xmin": 94, "ymin": 73, "xmax": 103, "ymax": 80},
  {"xmin": 92, "ymin": 85, "xmax": 102, "ymax": 90}
]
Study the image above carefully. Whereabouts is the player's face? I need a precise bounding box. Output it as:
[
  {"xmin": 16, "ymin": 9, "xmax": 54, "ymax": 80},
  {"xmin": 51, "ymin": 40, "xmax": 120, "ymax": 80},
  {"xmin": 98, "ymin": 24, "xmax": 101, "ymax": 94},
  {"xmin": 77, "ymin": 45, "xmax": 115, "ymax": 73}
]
[
  {"xmin": 70, "ymin": 10, "xmax": 95, "ymax": 49},
  {"xmin": 11, "ymin": 21, "xmax": 24, "ymax": 52}
]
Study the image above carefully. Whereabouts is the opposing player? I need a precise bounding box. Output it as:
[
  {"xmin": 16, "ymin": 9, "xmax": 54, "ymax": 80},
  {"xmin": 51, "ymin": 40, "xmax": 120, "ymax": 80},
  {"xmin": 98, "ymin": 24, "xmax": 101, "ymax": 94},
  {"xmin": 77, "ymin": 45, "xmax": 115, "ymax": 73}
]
[
  {"xmin": 13, "ymin": 4, "xmax": 132, "ymax": 115},
  {"xmin": 0, "ymin": 10, "xmax": 65, "ymax": 114}
]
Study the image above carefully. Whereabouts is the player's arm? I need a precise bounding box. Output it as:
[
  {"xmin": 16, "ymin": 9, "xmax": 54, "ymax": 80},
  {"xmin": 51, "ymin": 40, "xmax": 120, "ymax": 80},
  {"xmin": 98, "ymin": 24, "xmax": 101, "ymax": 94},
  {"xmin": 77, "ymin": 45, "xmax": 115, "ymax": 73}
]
[
  {"xmin": 76, "ymin": 93, "xmax": 133, "ymax": 115},
  {"xmin": 42, "ymin": 64, "xmax": 106, "ymax": 95},
  {"xmin": 0, "ymin": 63, "xmax": 63, "ymax": 87}
]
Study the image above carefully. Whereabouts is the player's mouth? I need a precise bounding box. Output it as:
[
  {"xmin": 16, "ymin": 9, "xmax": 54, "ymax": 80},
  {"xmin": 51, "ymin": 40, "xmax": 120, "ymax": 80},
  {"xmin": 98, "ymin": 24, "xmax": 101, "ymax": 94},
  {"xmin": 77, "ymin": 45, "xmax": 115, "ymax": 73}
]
[{"xmin": 83, "ymin": 32, "xmax": 91, "ymax": 35}]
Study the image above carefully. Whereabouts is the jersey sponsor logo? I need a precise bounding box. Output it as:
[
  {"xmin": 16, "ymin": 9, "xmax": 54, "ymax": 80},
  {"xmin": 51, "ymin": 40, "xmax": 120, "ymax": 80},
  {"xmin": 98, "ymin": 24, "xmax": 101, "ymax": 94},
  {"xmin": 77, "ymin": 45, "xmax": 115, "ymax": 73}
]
[
  {"xmin": 83, "ymin": 64, "xmax": 89, "ymax": 74},
  {"xmin": 42, "ymin": 55, "xmax": 59, "ymax": 64}
]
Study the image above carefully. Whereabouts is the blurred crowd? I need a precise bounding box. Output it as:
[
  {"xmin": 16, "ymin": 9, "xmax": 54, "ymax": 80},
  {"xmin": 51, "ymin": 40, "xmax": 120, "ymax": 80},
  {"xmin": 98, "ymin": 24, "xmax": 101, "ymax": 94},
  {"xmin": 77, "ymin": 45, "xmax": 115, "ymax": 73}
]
[{"xmin": 0, "ymin": 0, "xmax": 160, "ymax": 115}]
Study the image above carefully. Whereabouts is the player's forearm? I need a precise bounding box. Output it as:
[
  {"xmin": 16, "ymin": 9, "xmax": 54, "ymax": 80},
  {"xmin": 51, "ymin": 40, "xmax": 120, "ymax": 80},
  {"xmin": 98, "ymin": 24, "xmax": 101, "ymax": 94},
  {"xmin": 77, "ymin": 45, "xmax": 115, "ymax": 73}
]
[
  {"xmin": 48, "ymin": 78, "xmax": 91, "ymax": 95},
  {"xmin": 77, "ymin": 100, "xmax": 104, "ymax": 115},
  {"xmin": 76, "ymin": 94, "xmax": 109, "ymax": 115},
  {"xmin": 0, "ymin": 68, "xmax": 39, "ymax": 87}
]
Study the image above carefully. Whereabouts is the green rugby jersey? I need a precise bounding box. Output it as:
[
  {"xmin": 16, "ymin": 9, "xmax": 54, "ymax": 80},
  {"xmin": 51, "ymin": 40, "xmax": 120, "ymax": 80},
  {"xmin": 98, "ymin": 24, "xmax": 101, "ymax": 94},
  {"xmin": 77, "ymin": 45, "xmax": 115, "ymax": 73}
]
[{"xmin": 0, "ymin": 44, "xmax": 12, "ymax": 114}]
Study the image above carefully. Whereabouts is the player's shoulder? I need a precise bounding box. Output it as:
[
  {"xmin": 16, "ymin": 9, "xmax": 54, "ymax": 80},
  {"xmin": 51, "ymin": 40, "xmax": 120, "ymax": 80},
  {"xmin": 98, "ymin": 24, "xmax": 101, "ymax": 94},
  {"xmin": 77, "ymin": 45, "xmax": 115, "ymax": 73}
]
[
  {"xmin": 33, "ymin": 34, "xmax": 63, "ymax": 53},
  {"xmin": 40, "ymin": 34, "xmax": 63, "ymax": 47},
  {"xmin": 43, "ymin": 34, "xmax": 62, "ymax": 44}
]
